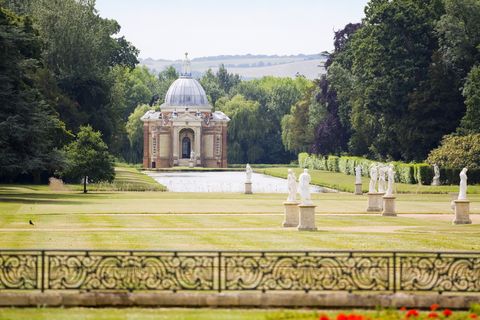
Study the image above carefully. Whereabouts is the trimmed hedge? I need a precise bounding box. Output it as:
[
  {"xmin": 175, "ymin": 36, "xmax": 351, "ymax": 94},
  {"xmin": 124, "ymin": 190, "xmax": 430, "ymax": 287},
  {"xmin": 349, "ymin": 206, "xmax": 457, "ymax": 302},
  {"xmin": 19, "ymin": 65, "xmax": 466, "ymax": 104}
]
[{"xmin": 298, "ymin": 153, "xmax": 480, "ymax": 185}]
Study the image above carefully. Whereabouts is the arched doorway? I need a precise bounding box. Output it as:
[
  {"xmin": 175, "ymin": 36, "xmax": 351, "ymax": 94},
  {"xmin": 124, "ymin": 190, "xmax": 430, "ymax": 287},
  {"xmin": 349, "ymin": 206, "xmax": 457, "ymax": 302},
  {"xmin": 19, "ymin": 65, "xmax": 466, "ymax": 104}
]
[
  {"xmin": 182, "ymin": 137, "xmax": 191, "ymax": 158},
  {"xmin": 179, "ymin": 128, "xmax": 194, "ymax": 159}
]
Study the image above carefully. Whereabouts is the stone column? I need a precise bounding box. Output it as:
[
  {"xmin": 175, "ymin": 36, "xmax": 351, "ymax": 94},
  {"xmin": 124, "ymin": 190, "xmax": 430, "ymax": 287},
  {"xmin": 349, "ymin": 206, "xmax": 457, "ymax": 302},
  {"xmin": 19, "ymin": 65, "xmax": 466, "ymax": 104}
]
[
  {"xmin": 298, "ymin": 204, "xmax": 317, "ymax": 231},
  {"xmin": 172, "ymin": 127, "xmax": 179, "ymax": 165},
  {"xmin": 382, "ymin": 195, "xmax": 396, "ymax": 216},
  {"xmin": 354, "ymin": 183, "xmax": 362, "ymax": 195},
  {"xmin": 282, "ymin": 202, "xmax": 299, "ymax": 227},
  {"xmin": 142, "ymin": 124, "xmax": 150, "ymax": 168},
  {"xmin": 244, "ymin": 182, "xmax": 252, "ymax": 194},
  {"xmin": 194, "ymin": 127, "xmax": 201, "ymax": 166},
  {"xmin": 222, "ymin": 125, "xmax": 228, "ymax": 168},
  {"xmin": 366, "ymin": 192, "xmax": 384, "ymax": 212},
  {"xmin": 453, "ymin": 200, "xmax": 471, "ymax": 224}
]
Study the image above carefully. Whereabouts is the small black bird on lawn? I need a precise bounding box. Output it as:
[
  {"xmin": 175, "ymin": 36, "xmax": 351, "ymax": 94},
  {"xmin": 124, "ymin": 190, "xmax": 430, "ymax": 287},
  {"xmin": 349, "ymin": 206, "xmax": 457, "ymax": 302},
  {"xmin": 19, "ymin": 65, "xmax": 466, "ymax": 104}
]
[{"xmin": 29, "ymin": 220, "xmax": 34, "ymax": 226}]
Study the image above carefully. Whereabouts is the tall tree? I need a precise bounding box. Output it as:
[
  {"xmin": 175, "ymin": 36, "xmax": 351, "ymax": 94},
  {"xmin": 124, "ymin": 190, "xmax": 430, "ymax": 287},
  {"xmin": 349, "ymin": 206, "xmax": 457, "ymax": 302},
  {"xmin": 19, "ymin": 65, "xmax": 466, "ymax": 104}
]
[
  {"xmin": 217, "ymin": 95, "xmax": 264, "ymax": 163},
  {"xmin": 0, "ymin": 6, "xmax": 67, "ymax": 182},
  {"xmin": 337, "ymin": 0, "xmax": 461, "ymax": 161},
  {"xmin": 459, "ymin": 65, "xmax": 480, "ymax": 134},
  {"xmin": 62, "ymin": 125, "xmax": 115, "ymax": 193},
  {"xmin": 15, "ymin": 0, "xmax": 139, "ymax": 147}
]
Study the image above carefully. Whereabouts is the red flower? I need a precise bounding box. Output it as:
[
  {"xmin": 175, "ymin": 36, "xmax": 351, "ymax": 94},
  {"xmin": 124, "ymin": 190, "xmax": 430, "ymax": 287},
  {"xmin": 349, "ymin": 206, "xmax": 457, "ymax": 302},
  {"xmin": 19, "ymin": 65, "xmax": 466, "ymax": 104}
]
[
  {"xmin": 400, "ymin": 307, "xmax": 407, "ymax": 311},
  {"xmin": 469, "ymin": 314, "xmax": 478, "ymax": 319},
  {"xmin": 319, "ymin": 314, "xmax": 330, "ymax": 320},
  {"xmin": 430, "ymin": 304, "xmax": 440, "ymax": 311},
  {"xmin": 428, "ymin": 312, "xmax": 439, "ymax": 318},
  {"xmin": 443, "ymin": 309, "xmax": 453, "ymax": 317},
  {"xmin": 337, "ymin": 314, "xmax": 348, "ymax": 320},
  {"xmin": 406, "ymin": 309, "xmax": 419, "ymax": 318},
  {"xmin": 347, "ymin": 314, "xmax": 364, "ymax": 320}
]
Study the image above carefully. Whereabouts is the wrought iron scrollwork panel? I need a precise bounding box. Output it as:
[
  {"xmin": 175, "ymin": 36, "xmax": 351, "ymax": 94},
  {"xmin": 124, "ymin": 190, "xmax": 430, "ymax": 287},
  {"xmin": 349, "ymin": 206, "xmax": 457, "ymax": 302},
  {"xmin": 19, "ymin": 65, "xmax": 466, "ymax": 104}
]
[
  {"xmin": 223, "ymin": 254, "xmax": 390, "ymax": 291},
  {"xmin": 47, "ymin": 253, "xmax": 214, "ymax": 291},
  {"xmin": 399, "ymin": 254, "xmax": 480, "ymax": 292},
  {"xmin": 0, "ymin": 253, "xmax": 38, "ymax": 289}
]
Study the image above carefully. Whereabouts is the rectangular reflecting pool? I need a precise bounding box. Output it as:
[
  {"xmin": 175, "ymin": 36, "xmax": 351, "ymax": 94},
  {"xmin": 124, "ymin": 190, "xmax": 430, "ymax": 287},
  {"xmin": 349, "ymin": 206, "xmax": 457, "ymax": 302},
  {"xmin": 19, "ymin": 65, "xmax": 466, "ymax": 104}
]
[{"xmin": 145, "ymin": 171, "xmax": 322, "ymax": 193}]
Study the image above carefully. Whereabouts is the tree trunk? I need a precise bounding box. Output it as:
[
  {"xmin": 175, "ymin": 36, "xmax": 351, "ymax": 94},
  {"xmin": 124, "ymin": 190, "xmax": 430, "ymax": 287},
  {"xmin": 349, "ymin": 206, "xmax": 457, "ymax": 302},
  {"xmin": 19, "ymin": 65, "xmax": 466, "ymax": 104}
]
[{"xmin": 83, "ymin": 176, "xmax": 87, "ymax": 194}]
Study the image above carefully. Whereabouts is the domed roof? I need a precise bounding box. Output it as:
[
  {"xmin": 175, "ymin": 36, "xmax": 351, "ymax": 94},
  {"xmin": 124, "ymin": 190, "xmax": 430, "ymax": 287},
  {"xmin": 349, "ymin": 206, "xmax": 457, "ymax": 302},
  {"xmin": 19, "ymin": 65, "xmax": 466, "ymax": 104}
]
[{"xmin": 161, "ymin": 53, "xmax": 211, "ymax": 111}]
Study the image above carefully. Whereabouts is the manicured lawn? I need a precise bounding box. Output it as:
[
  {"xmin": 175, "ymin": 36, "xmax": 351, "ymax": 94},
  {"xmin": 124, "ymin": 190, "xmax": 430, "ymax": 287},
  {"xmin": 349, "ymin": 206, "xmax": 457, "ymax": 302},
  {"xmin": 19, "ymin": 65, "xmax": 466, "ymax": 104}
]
[
  {"xmin": 69, "ymin": 166, "xmax": 166, "ymax": 192},
  {"xmin": 259, "ymin": 167, "xmax": 480, "ymax": 194},
  {"xmin": 0, "ymin": 308, "xmax": 314, "ymax": 320},
  {"xmin": 0, "ymin": 185, "xmax": 479, "ymax": 251},
  {"xmin": 0, "ymin": 308, "xmax": 473, "ymax": 320}
]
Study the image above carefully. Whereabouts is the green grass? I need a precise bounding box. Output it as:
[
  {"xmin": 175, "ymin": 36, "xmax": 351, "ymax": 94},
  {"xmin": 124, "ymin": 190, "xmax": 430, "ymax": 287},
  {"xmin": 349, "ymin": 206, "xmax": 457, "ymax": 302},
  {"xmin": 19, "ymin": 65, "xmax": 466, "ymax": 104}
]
[
  {"xmin": 259, "ymin": 167, "xmax": 480, "ymax": 194},
  {"xmin": 0, "ymin": 308, "xmax": 315, "ymax": 320},
  {"xmin": 0, "ymin": 308, "xmax": 473, "ymax": 320},
  {"xmin": 69, "ymin": 166, "xmax": 166, "ymax": 192},
  {"xmin": 0, "ymin": 185, "xmax": 479, "ymax": 251}
]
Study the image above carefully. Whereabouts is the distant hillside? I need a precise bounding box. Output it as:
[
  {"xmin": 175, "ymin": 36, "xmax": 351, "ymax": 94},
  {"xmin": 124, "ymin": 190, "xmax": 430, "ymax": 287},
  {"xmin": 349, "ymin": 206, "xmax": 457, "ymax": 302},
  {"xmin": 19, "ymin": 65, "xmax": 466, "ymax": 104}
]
[{"xmin": 140, "ymin": 53, "xmax": 328, "ymax": 80}]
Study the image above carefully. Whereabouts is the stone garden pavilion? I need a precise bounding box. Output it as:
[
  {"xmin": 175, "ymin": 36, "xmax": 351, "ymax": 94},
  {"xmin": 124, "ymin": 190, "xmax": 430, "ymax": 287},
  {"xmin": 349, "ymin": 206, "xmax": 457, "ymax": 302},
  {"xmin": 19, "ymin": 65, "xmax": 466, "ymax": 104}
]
[{"xmin": 141, "ymin": 54, "xmax": 230, "ymax": 168}]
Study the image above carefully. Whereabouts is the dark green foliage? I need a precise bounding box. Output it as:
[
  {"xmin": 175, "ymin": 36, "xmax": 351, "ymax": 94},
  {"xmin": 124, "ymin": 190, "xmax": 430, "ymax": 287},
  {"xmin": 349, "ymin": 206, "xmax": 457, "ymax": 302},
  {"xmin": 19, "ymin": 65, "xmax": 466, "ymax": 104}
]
[
  {"xmin": 427, "ymin": 134, "xmax": 480, "ymax": 169},
  {"xmin": 217, "ymin": 95, "xmax": 264, "ymax": 163},
  {"xmin": 415, "ymin": 164, "xmax": 434, "ymax": 185},
  {"xmin": 62, "ymin": 126, "xmax": 115, "ymax": 193},
  {"xmin": 459, "ymin": 65, "xmax": 480, "ymax": 134},
  {"xmin": 440, "ymin": 168, "xmax": 480, "ymax": 185},
  {"xmin": 0, "ymin": 6, "xmax": 68, "ymax": 182}
]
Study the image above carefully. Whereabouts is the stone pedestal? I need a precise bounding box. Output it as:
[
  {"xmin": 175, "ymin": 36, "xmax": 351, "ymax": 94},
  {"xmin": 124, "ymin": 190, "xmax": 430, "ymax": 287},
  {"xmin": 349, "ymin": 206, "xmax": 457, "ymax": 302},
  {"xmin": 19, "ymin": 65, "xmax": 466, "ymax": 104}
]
[
  {"xmin": 282, "ymin": 202, "xmax": 299, "ymax": 227},
  {"xmin": 366, "ymin": 192, "xmax": 384, "ymax": 212},
  {"xmin": 453, "ymin": 200, "xmax": 471, "ymax": 225},
  {"xmin": 297, "ymin": 204, "xmax": 317, "ymax": 231},
  {"xmin": 354, "ymin": 183, "xmax": 362, "ymax": 195},
  {"xmin": 431, "ymin": 177, "xmax": 440, "ymax": 186},
  {"xmin": 382, "ymin": 196, "xmax": 396, "ymax": 216},
  {"xmin": 244, "ymin": 182, "xmax": 252, "ymax": 194},
  {"xmin": 188, "ymin": 160, "xmax": 194, "ymax": 168}
]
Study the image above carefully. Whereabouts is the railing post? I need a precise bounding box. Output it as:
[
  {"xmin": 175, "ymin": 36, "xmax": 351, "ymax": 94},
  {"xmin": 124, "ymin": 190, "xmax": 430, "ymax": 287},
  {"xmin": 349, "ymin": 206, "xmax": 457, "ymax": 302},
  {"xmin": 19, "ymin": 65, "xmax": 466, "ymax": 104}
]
[
  {"xmin": 392, "ymin": 252, "xmax": 396, "ymax": 293},
  {"xmin": 41, "ymin": 250, "xmax": 45, "ymax": 293},
  {"xmin": 218, "ymin": 252, "xmax": 222, "ymax": 293}
]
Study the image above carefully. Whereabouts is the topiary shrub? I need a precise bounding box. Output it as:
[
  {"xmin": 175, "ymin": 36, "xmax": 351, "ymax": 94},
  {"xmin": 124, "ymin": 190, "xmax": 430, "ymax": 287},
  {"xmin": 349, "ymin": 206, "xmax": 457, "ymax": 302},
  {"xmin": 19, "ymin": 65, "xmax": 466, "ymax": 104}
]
[
  {"xmin": 415, "ymin": 163, "xmax": 434, "ymax": 185},
  {"xmin": 327, "ymin": 155, "xmax": 340, "ymax": 172}
]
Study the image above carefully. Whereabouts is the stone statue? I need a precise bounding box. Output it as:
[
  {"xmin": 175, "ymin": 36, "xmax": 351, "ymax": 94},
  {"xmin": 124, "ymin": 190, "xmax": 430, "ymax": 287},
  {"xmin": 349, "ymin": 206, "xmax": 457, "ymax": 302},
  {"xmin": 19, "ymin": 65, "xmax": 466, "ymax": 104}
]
[
  {"xmin": 298, "ymin": 169, "xmax": 313, "ymax": 205},
  {"xmin": 287, "ymin": 169, "xmax": 297, "ymax": 202},
  {"xmin": 431, "ymin": 164, "xmax": 440, "ymax": 186},
  {"xmin": 245, "ymin": 163, "xmax": 252, "ymax": 183},
  {"xmin": 190, "ymin": 150, "xmax": 196, "ymax": 161},
  {"xmin": 378, "ymin": 165, "xmax": 387, "ymax": 193},
  {"xmin": 355, "ymin": 165, "xmax": 362, "ymax": 184},
  {"xmin": 458, "ymin": 167, "xmax": 468, "ymax": 200},
  {"xmin": 368, "ymin": 164, "xmax": 378, "ymax": 193},
  {"xmin": 386, "ymin": 164, "xmax": 395, "ymax": 196}
]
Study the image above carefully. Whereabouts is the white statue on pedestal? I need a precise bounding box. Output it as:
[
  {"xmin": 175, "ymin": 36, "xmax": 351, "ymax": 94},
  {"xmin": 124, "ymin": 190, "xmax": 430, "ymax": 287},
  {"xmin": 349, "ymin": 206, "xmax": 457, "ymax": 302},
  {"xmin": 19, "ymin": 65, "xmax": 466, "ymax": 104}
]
[
  {"xmin": 431, "ymin": 164, "xmax": 440, "ymax": 186},
  {"xmin": 298, "ymin": 169, "xmax": 312, "ymax": 205},
  {"xmin": 355, "ymin": 165, "xmax": 362, "ymax": 184},
  {"xmin": 378, "ymin": 165, "xmax": 387, "ymax": 193},
  {"xmin": 386, "ymin": 164, "xmax": 395, "ymax": 196},
  {"xmin": 458, "ymin": 167, "xmax": 468, "ymax": 200},
  {"xmin": 287, "ymin": 169, "xmax": 297, "ymax": 202},
  {"xmin": 245, "ymin": 164, "xmax": 252, "ymax": 183},
  {"xmin": 369, "ymin": 164, "xmax": 378, "ymax": 193},
  {"xmin": 190, "ymin": 150, "xmax": 196, "ymax": 161}
]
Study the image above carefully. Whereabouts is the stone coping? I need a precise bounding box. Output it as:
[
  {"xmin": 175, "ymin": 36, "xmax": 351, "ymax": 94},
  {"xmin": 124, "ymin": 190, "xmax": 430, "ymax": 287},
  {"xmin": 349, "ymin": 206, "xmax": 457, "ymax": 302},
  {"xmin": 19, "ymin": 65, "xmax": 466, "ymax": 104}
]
[{"xmin": 0, "ymin": 292, "xmax": 479, "ymax": 309}]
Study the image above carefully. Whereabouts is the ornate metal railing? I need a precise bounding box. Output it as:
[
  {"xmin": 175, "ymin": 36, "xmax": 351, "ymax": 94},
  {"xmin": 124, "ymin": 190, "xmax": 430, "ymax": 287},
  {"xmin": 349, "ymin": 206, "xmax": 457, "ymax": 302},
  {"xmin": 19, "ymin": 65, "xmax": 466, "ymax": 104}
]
[{"xmin": 0, "ymin": 250, "xmax": 479, "ymax": 293}]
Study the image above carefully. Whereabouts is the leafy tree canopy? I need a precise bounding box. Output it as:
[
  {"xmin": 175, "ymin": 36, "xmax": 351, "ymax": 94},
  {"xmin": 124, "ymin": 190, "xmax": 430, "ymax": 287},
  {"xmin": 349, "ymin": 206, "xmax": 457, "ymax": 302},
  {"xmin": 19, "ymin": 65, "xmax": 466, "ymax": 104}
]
[{"xmin": 62, "ymin": 125, "xmax": 115, "ymax": 193}]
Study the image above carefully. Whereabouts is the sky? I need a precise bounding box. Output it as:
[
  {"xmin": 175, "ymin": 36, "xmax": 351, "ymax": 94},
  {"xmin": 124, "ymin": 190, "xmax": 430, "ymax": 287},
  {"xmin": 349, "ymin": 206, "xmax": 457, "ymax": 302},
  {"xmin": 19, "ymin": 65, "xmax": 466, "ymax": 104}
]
[{"xmin": 95, "ymin": 0, "xmax": 368, "ymax": 60}]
